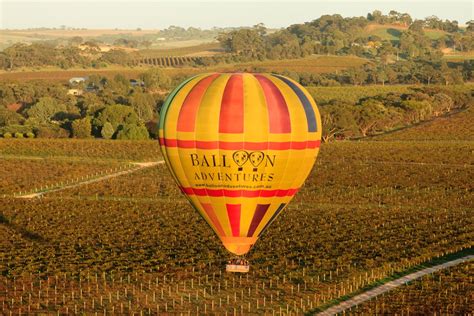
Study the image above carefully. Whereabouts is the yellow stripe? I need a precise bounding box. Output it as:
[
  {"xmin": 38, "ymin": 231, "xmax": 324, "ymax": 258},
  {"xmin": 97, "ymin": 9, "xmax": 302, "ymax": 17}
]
[
  {"xmin": 242, "ymin": 73, "xmax": 269, "ymax": 142},
  {"xmin": 195, "ymin": 74, "xmax": 231, "ymax": 141}
]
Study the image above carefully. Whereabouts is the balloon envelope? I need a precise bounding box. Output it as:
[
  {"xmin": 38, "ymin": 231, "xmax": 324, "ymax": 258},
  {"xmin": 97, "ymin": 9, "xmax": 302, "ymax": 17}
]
[{"xmin": 159, "ymin": 73, "xmax": 321, "ymax": 255}]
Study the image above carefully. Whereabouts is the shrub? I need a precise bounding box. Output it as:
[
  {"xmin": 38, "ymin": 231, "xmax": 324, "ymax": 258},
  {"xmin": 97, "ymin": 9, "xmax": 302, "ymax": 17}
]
[
  {"xmin": 72, "ymin": 117, "xmax": 92, "ymax": 138},
  {"xmin": 14, "ymin": 132, "xmax": 24, "ymax": 138},
  {"xmin": 101, "ymin": 122, "xmax": 115, "ymax": 139},
  {"xmin": 26, "ymin": 132, "xmax": 35, "ymax": 138},
  {"xmin": 116, "ymin": 124, "xmax": 149, "ymax": 140},
  {"xmin": 3, "ymin": 132, "xmax": 12, "ymax": 138},
  {"xmin": 36, "ymin": 125, "xmax": 70, "ymax": 138}
]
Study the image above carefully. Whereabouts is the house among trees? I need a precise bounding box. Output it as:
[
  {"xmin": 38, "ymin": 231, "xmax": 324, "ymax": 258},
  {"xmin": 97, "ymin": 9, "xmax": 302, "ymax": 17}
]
[
  {"xmin": 6, "ymin": 102, "xmax": 24, "ymax": 112},
  {"xmin": 130, "ymin": 79, "xmax": 145, "ymax": 87},
  {"xmin": 69, "ymin": 77, "xmax": 87, "ymax": 85},
  {"xmin": 67, "ymin": 89, "xmax": 83, "ymax": 96}
]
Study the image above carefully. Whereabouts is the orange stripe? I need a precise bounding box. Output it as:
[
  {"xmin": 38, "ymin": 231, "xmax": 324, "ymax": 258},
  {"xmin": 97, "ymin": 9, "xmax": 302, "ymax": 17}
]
[
  {"xmin": 201, "ymin": 203, "xmax": 226, "ymax": 236},
  {"xmin": 177, "ymin": 74, "xmax": 219, "ymax": 132},
  {"xmin": 219, "ymin": 74, "xmax": 244, "ymax": 133}
]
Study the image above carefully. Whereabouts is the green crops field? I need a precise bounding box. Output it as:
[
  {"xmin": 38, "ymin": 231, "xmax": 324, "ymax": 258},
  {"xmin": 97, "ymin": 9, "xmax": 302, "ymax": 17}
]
[{"xmin": 1, "ymin": 110, "xmax": 473, "ymax": 314}]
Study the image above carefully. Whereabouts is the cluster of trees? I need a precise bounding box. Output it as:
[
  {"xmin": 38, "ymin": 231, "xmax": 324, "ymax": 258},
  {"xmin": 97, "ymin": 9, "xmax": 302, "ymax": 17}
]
[
  {"xmin": 367, "ymin": 10, "xmax": 462, "ymax": 32},
  {"xmin": 218, "ymin": 12, "xmax": 473, "ymax": 61},
  {"xmin": 319, "ymin": 86, "xmax": 472, "ymax": 141},
  {"xmin": 0, "ymin": 42, "xmax": 144, "ymax": 70},
  {"xmin": 0, "ymin": 69, "xmax": 175, "ymax": 139},
  {"xmin": 269, "ymin": 58, "xmax": 472, "ymax": 87}
]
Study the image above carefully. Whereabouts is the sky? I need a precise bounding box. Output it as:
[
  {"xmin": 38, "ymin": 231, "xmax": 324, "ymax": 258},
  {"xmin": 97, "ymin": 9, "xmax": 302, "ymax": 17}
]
[{"xmin": 0, "ymin": 0, "xmax": 472, "ymax": 30}]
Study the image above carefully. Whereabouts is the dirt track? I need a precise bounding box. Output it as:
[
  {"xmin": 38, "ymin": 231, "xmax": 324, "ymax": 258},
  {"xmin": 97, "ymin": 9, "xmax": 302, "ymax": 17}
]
[
  {"xmin": 317, "ymin": 255, "xmax": 474, "ymax": 315},
  {"xmin": 17, "ymin": 160, "xmax": 164, "ymax": 199}
]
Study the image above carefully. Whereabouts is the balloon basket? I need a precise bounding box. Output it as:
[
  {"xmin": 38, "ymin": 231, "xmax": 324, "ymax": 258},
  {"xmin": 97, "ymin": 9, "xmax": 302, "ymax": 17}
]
[
  {"xmin": 226, "ymin": 264, "xmax": 250, "ymax": 273},
  {"xmin": 225, "ymin": 258, "xmax": 250, "ymax": 273}
]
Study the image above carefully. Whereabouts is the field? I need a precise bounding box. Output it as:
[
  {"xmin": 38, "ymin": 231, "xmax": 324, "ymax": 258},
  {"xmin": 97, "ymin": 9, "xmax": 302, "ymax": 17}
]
[{"xmin": 1, "ymin": 117, "xmax": 473, "ymax": 314}]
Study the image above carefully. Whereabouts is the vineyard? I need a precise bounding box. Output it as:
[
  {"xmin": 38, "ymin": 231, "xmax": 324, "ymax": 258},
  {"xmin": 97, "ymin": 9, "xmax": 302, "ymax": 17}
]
[
  {"xmin": 1, "ymin": 133, "xmax": 473, "ymax": 314},
  {"xmin": 135, "ymin": 56, "xmax": 203, "ymax": 67}
]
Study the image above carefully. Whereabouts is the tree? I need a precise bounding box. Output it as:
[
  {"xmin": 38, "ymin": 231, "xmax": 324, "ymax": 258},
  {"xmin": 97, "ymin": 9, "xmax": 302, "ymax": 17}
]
[
  {"xmin": 116, "ymin": 124, "xmax": 149, "ymax": 140},
  {"xmin": 101, "ymin": 122, "xmax": 115, "ymax": 139},
  {"xmin": 400, "ymin": 100, "xmax": 432, "ymax": 122},
  {"xmin": 419, "ymin": 63, "xmax": 439, "ymax": 85},
  {"xmin": 0, "ymin": 108, "xmax": 24, "ymax": 127},
  {"xmin": 409, "ymin": 20, "xmax": 424, "ymax": 34},
  {"xmin": 347, "ymin": 68, "xmax": 368, "ymax": 85},
  {"xmin": 129, "ymin": 92, "xmax": 155, "ymax": 123},
  {"xmin": 139, "ymin": 68, "xmax": 171, "ymax": 91},
  {"xmin": 26, "ymin": 97, "xmax": 67, "ymax": 124},
  {"xmin": 376, "ymin": 67, "xmax": 388, "ymax": 85},
  {"xmin": 71, "ymin": 116, "xmax": 92, "ymax": 138},
  {"xmin": 320, "ymin": 102, "xmax": 357, "ymax": 142},
  {"xmin": 355, "ymin": 99, "xmax": 388, "ymax": 136},
  {"xmin": 432, "ymin": 93, "xmax": 454, "ymax": 116},
  {"xmin": 467, "ymin": 20, "xmax": 474, "ymax": 32},
  {"xmin": 93, "ymin": 104, "xmax": 140, "ymax": 133},
  {"xmin": 217, "ymin": 27, "xmax": 266, "ymax": 58}
]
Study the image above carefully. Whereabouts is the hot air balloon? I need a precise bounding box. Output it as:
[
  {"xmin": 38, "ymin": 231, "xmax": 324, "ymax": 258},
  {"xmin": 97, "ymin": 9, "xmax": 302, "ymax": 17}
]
[{"xmin": 159, "ymin": 73, "xmax": 321, "ymax": 271}]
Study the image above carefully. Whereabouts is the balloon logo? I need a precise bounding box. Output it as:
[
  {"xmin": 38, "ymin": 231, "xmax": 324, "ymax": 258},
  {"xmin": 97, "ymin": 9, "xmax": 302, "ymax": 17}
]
[
  {"xmin": 249, "ymin": 152, "xmax": 264, "ymax": 171},
  {"xmin": 233, "ymin": 151, "xmax": 249, "ymax": 171},
  {"xmin": 159, "ymin": 73, "xmax": 321, "ymax": 256}
]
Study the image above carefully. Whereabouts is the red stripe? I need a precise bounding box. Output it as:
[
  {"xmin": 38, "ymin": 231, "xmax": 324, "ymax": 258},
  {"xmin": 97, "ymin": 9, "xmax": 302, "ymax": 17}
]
[
  {"xmin": 219, "ymin": 75, "xmax": 244, "ymax": 133},
  {"xmin": 201, "ymin": 203, "xmax": 226, "ymax": 236},
  {"xmin": 226, "ymin": 204, "xmax": 241, "ymax": 237},
  {"xmin": 247, "ymin": 204, "xmax": 270, "ymax": 237},
  {"xmin": 255, "ymin": 75, "xmax": 291, "ymax": 133},
  {"xmin": 180, "ymin": 187, "xmax": 299, "ymax": 198},
  {"xmin": 177, "ymin": 74, "xmax": 219, "ymax": 132},
  {"xmin": 160, "ymin": 138, "xmax": 320, "ymax": 150}
]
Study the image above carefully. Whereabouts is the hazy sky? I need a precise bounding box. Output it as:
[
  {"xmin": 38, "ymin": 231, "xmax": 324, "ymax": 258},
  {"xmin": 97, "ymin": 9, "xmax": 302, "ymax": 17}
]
[{"xmin": 0, "ymin": 0, "xmax": 472, "ymax": 29}]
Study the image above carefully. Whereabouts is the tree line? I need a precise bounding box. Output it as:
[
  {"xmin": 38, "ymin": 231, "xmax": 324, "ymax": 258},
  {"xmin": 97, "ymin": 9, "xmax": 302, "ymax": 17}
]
[{"xmin": 318, "ymin": 86, "xmax": 472, "ymax": 142}]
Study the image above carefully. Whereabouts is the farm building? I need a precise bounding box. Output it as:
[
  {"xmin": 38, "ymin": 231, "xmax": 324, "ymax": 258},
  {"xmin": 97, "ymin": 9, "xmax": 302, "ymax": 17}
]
[
  {"xmin": 130, "ymin": 79, "xmax": 145, "ymax": 87},
  {"xmin": 67, "ymin": 89, "xmax": 83, "ymax": 96},
  {"xmin": 6, "ymin": 102, "xmax": 23, "ymax": 112},
  {"xmin": 69, "ymin": 77, "xmax": 87, "ymax": 85}
]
